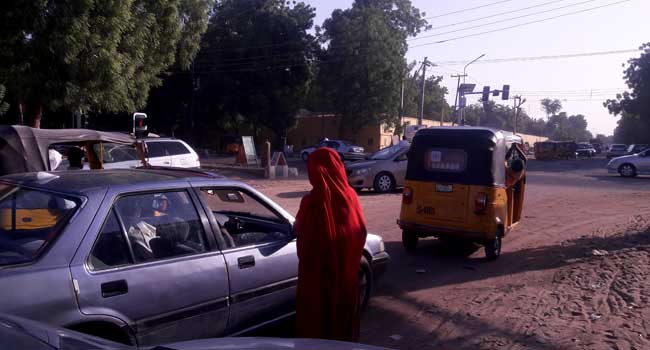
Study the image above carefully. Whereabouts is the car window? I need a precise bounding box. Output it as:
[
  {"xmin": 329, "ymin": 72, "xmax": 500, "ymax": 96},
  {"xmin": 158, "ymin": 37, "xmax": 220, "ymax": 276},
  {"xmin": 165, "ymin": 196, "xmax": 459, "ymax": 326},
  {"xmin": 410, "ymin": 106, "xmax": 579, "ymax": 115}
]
[
  {"xmin": 424, "ymin": 148, "xmax": 467, "ymax": 172},
  {"xmin": 395, "ymin": 152, "xmax": 408, "ymax": 161},
  {"xmin": 326, "ymin": 141, "xmax": 340, "ymax": 150},
  {"xmin": 94, "ymin": 143, "xmax": 139, "ymax": 164},
  {"xmin": 89, "ymin": 210, "xmax": 133, "ymax": 270},
  {"xmin": 99, "ymin": 191, "xmax": 208, "ymax": 265},
  {"xmin": 0, "ymin": 186, "xmax": 79, "ymax": 266},
  {"xmin": 163, "ymin": 141, "xmax": 191, "ymax": 156},
  {"xmin": 199, "ymin": 188, "xmax": 291, "ymax": 249},
  {"xmin": 146, "ymin": 142, "xmax": 167, "ymax": 158}
]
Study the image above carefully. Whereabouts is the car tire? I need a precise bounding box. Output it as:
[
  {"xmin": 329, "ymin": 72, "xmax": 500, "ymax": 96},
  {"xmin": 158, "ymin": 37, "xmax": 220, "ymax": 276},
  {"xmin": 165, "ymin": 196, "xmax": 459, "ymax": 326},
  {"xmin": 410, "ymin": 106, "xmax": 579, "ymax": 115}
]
[
  {"xmin": 619, "ymin": 163, "xmax": 637, "ymax": 178},
  {"xmin": 402, "ymin": 230, "xmax": 418, "ymax": 252},
  {"xmin": 301, "ymin": 152, "xmax": 309, "ymax": 162},
  {"xmin": 373, "ymin": 172, "xmax": 394, "ymax": 193},
  {"xmin": 359, "ymin": 256, "xmax": 373, "ymax": 311},
  {"xmin": 484, "ymin": 231, "xmax": 502, "ymax": 260}
]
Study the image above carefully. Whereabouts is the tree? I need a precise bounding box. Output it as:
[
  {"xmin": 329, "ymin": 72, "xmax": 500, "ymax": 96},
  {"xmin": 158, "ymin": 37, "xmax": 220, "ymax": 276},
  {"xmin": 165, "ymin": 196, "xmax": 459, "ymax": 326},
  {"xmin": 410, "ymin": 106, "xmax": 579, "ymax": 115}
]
[
  {"xmin": 402, "ymin": 72, "xmax": 450, "ymax": 121},
  {"xmin": 606, "ymin": 43, "xmax": 650, "ymax": 144},
  {"xmin": 540, "ymin": 98, "xmax": 563, "ymax": 119},
  {"xmin": 319, "ymin": 0, "xmax": 428, "ymax": 132},
  {"xmin": 0, "ymin": 84, "xmax": 8, "ymax": 116},
  {"xmin": 185, "ymin": 0, "xmax": 317, "ymax": 144},
  {"xmin": 0, "ymin": 0, "xmax": 212, "ymax": 127}
]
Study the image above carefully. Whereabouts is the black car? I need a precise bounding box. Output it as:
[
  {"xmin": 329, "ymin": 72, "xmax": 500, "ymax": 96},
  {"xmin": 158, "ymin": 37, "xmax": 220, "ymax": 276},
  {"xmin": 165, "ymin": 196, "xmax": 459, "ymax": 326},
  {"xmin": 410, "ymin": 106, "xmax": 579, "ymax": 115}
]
[
  {"xmin": 576, "ymin": 143, "xmax": 596, "ymax": 158},
  {"xmin": 626, "ymin": 144, "xmax": 649, "ymax": 155}
]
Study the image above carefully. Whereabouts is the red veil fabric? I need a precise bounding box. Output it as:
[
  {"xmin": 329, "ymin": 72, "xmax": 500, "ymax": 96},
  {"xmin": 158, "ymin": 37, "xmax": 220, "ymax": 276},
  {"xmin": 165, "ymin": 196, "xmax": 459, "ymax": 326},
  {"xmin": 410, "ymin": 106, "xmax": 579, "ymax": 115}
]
[{"xmin": 294, "ymin": 147, "xmax": 368, "ymax": 341}]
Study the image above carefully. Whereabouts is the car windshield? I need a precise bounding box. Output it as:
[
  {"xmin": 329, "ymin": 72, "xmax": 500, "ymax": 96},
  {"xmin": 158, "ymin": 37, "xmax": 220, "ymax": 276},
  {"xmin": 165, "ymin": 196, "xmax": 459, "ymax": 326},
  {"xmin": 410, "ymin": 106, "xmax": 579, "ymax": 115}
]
[
  {"xmin": 369, "ymin": 145, "xmax": 405, "ymax": 160},
  {"xmin": 0, "ymin": 184, "xmax": 79, "ymax": 266}
]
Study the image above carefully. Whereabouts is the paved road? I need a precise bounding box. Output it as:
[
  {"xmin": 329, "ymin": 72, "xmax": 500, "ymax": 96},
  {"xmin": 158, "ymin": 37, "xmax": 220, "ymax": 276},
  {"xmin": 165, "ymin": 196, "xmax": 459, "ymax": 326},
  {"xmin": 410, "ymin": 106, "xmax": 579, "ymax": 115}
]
[{"xmin": 245, "ymin": 156, "xmax": 650, "ymax": 349}]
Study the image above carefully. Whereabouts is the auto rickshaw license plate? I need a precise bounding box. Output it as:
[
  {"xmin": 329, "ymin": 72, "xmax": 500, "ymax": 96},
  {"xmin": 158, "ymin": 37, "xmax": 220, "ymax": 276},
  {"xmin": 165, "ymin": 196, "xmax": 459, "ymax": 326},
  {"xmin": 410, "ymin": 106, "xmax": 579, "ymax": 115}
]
[{"xmin": 436, "ymin": 184, "xmax": 453, "ymax": 192}]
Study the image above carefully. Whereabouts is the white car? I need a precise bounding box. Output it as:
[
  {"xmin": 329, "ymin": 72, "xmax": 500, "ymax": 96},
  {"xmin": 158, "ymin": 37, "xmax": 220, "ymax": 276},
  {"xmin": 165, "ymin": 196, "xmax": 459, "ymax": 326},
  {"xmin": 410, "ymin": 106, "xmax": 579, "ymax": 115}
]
[
  {"xmin": 300, "ymin": 139, "xmax": 365, "ymax": 161},
  {"xmin": 98, "ymin": 138, "xmax": 201, "ymax": 169},
  {"xmin": 607, "ymin": 148, "xmax": 650, "ymax": 177}
]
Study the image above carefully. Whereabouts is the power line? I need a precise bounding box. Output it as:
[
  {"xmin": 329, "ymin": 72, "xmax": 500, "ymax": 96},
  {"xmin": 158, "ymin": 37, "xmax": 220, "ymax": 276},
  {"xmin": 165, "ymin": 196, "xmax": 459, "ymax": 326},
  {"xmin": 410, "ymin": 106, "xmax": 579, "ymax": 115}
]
[
  {"xmin": 425, "ymin": 0, "xmax": 518, "ymax": 19},
  {"xmin": 410, "ymin": 0, "xmax": 600, "ymax": 42},
  {"xmin": 434, "ymin": 48, "xmax": 640, "ymax": 65},
  {"xmin": 428, "ymin": 0, "xmax": 567, "ymax": 30},
  {"xmin": 410, "ymin": 0, "xmax": 632, "ymax": 48}
]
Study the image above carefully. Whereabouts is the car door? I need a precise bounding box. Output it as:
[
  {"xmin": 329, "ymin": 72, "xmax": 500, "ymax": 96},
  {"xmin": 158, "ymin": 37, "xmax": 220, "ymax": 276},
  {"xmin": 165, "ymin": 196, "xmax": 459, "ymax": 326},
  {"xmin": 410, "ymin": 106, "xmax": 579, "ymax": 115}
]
[
  {"xmin": 392, "ymin": 150, "xmax": 409, "ymax": 186},
  {"xmin": 194, "ymin": 186, "xmax": 297, "ymax": 334},
  {"xmin": 69, "ymin": 189, "xmax": 230, "ymax": 346},
  {"xmin": 145, "ymin": 141, "xmax": 172, "ymax": 167},
  {"xmin": 637, "ymin": 150, "xmax": 650, "ymax": 174},
  {"xmin": 164, "ymin": 141, "xmax": 195, "ymax": 168}
]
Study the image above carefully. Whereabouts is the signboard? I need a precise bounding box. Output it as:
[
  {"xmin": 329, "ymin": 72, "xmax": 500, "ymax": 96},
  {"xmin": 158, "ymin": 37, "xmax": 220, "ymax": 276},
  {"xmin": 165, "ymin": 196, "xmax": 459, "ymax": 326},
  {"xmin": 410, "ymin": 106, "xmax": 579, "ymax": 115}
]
[
  {"xmin": 241, "ymin": 136, "xmax": 257, "ymax": 166},
  {"xmin": 271, "ymin": 151, "xmax": 287, "ymax": 166}
]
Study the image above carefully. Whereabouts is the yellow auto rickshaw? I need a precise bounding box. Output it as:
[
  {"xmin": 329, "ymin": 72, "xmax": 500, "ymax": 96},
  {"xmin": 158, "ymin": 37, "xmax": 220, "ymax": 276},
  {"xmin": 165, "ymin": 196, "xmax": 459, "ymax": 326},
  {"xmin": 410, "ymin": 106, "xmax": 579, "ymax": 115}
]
[{"xmin": 398, "ymin": 127, "xmax": 526, "ymax": 259}]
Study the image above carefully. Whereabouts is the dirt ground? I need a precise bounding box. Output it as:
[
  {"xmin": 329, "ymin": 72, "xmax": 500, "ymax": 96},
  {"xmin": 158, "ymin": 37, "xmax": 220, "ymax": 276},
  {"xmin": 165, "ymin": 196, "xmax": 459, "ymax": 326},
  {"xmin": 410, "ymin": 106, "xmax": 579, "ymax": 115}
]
[{"xmin": 239, "ymin": 156, "xmax": 650, "ymax": 350}]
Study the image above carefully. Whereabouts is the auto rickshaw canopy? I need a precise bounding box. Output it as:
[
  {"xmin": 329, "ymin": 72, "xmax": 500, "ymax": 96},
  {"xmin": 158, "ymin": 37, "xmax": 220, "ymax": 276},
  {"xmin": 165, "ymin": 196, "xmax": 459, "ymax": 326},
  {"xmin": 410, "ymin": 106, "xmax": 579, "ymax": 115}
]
[
  {"xmin": 0, "ymin": 125, "xmax": 136, "ymax": 176},
  {"xmin": 406, "ymin": 127, "xmax": 508, "ymax": 187}
]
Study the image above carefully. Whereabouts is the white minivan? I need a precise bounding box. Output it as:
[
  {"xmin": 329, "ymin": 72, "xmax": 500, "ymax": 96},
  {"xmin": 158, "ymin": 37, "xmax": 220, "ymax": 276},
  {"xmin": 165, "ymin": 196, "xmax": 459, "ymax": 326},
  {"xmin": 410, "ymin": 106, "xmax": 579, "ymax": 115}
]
[{"xmin": 97, "ymin": 138, "xmax": 201, "ymax": 169}]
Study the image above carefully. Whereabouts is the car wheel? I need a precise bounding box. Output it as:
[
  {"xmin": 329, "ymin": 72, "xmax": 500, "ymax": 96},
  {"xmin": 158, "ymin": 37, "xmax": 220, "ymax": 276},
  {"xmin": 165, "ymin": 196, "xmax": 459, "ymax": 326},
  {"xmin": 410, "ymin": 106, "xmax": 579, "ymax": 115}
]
[
  {"xmin": 619, "ymin": 163, "xmax": 637, "ymax": 177},
  {"xmin": 359, "ymin": 256, "xmax": 373, "ymax": 311},
  {"xmin": 373, "ymin": 172, "xmax": 394, "ymax": 193},
  {"xmin": 484, "ymin": 232, "xmax": 502, "ymax": 260},
  {"xmin": 402, "ymin": 230, "xmax": 418, "ymax": 252},
  {"xmin": 301, "ymin": 152, "xmax": 309, "ymax": 162}
]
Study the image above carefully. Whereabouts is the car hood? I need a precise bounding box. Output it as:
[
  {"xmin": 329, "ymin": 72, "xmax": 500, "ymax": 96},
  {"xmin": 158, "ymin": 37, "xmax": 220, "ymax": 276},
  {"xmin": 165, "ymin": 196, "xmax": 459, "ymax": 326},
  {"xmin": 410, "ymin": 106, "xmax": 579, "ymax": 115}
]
[
  {"xmin": 158, "ymin": 337, "xmax": 392, "ymax": 350},
  {"xmin": 346, "ymin": 160, "xmax": 378, "ymax": 170},
  {"xmin": 610, "ymin": 154, "xmax": 638, "ymax": 162}
]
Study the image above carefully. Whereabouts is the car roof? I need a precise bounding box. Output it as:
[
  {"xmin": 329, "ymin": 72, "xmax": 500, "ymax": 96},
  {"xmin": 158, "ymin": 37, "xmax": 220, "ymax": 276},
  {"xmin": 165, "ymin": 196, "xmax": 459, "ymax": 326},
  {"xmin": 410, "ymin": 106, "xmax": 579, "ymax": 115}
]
[{"xmin": 0, "ymin": 168, "xmax": 227, "ymax": 195}]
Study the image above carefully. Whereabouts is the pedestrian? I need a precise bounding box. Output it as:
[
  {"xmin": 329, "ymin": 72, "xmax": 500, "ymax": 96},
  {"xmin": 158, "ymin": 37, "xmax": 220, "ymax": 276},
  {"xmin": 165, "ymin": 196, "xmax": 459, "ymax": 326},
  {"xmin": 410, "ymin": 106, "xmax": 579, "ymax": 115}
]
[
  {"xmin": 67, "ymin": 147, "xmax": 85, "ymax": 170},
  {"xmin": 294, "ymin": 147, "xmax": 367, "ymax": 342}
]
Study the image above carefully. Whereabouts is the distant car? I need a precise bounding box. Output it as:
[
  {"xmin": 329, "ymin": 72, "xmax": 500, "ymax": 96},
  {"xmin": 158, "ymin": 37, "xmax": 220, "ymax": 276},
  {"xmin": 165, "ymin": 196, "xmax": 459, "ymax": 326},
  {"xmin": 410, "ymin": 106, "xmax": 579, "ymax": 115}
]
[
  {"xmin": 607, "ymin": 144, "xmax": 628, "ymax": 159},
  {"xmin": 346, "ymin": 143, "xmax": 410, "ymax": 193},
  {"xmin": 626, "ymin": 144, "xmax": 649, "ymax": 155},
  {"xmin": 0, "ymin": 169, "xmax": 388, "ymax": 345},
  {"xmin": 300, "ymin": 139, "xmax": 365, "ymax": 161},
  {"xmin": 0, "ymin": 313, "xmax": 390, "ymax": 350},
  {"xmin": 592, "ymin": 143, "xmax": 603, "ymax": 154},
  {"xmin": 607, "ymin": 148, "xmax": 650, "ymax": 177},
  {"xmin": 576, "ymin": 143, "xmax": 596, "ymax": 158}
]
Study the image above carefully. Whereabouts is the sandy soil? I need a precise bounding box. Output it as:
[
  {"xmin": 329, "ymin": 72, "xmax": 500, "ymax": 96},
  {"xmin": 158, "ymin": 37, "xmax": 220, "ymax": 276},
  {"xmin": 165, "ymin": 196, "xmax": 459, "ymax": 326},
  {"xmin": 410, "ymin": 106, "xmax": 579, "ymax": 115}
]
[{"xmin": 241, "ymin": 157, "xmax": 650, "ymax": 349}]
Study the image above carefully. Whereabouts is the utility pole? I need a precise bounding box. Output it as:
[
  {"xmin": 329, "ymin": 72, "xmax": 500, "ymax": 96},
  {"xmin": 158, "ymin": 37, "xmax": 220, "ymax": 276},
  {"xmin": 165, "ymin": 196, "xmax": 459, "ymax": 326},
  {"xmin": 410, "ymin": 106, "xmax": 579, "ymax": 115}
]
[
  {"xmin": 399, "ymin": 80, "xmax": 405, "ymax": 132},
  {"xmin": 418, "ymin": 57, "xmax": 430, "ymax": 126},
  {"xmin": 451, "ymin": 74, "xmax": 467, "ymax": 125},
  {"xmin": 513, "ymin": 95, "xmax": 526, "ymax": 134}
]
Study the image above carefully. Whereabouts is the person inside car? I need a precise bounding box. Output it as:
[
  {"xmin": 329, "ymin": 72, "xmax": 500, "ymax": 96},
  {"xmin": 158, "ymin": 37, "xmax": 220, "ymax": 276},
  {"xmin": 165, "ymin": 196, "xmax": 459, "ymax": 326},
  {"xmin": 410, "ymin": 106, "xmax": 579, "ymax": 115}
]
[{"xmin": 66, "ymin": 147, "xmax": 85, "ymax": 170}]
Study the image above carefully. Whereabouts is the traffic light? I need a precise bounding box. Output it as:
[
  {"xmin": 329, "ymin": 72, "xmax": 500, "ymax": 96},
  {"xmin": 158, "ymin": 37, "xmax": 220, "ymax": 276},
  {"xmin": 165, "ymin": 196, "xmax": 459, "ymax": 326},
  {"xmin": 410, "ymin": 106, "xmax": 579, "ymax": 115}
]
[
  {"xmin": 133, "ymin": 112, "xmax": 149, "ymax": 139},
  {"xmin": 482, "ymin": 86, "xmax": 490, "ymax": 102},
  {"xmin": 502, "ymin": 85, "xmax": 510, "ymax": 100}
]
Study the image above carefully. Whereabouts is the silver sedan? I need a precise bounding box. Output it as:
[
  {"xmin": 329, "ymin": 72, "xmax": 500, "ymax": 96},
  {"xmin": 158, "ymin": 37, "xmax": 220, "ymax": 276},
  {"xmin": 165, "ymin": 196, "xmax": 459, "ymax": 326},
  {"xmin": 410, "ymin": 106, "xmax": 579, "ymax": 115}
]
[
  {"xmin": 346, "ymin": 143, "xmax": 410, "ymax": 193},
  {"xmin": 606, "ymin": 148, "xmax": 650, "ymax": 177}
]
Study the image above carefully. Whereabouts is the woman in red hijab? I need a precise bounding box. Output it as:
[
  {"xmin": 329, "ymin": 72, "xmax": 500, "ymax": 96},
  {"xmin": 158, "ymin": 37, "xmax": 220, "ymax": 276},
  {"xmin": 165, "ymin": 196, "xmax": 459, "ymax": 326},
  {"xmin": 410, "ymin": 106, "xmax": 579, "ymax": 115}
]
[{"xmin": 294, "ymin": 147, "xmax": 368, "ymax": 341}]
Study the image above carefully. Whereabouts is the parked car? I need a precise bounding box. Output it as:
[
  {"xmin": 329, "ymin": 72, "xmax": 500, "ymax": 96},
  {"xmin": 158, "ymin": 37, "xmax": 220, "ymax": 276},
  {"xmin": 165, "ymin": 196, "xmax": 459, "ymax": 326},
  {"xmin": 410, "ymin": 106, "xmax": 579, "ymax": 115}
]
[
  {"xmin": 576, "ymin": 143, "xmax": 596, "ymax": 158},
  {"xmin": 0, "ymin": 312, "xmax": 390, "ymax": 350},
  {"xmin": 346, "ymin": 143, "xmax": 410, "ymax": 193},
  {"xmin": 300, "ymin": 139, "xmax": 365, "ymax": 161},
  {"xmin": 592, "ymin": 143, "xmax": 603, "ymax": 154},
  {"xmin": 607, "ymin": 148, "xmax": 650, "ymax": 177},
  {"xmin": 607, "ymin": 144, "xmax": 628, "ymax": 159},
  {"xmin": 105, "ymin": 138, "xmax": 201, "ymax": 168},
  {"xmin": 626, "ymin": 144, "xmax": 649, "ymax": 155},
  {"xmin": 0, "ymin": 169, "xmax": 389, "ymax": 345}
]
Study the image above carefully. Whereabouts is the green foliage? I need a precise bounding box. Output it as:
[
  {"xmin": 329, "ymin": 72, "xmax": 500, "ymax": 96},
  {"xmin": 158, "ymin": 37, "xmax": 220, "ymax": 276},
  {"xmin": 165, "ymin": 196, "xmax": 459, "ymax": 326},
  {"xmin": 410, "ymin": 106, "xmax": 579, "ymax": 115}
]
[
  {"xmin": 460, "ymin": 101, "xmax": 591, "ymax": 140},
  {"xmin": 318, "ymin": 0, "xmax": 427, "ymax": 132},
  {"xmin": 0, "ymin": 0, "xmax": 212, "ymax": 125},
  {"xmin": 402, "ymin": 71, "xmax": 450, "ymax": 120},
  {"xmin": 189, "ymin": 0, "xmax": 317, "ymax": 141},
  {"xmin": 540, "ymin": 98, "xmax": 563, "ymax": 118},
  {"xmin": 606, "ymin": 43, "xmax": 650, "ymax": 144}
]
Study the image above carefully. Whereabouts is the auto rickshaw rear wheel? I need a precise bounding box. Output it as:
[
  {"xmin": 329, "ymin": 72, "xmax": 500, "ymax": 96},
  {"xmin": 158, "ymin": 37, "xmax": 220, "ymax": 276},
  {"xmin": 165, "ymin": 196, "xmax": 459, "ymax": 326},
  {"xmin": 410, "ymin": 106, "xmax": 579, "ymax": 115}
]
[
  {"xmin": 484, "ymin": 235, "xmax": 502, "ymax": 260},
  {"xmin": 402, "ymin": 230, "xmax": 419, "ymax": 252}
]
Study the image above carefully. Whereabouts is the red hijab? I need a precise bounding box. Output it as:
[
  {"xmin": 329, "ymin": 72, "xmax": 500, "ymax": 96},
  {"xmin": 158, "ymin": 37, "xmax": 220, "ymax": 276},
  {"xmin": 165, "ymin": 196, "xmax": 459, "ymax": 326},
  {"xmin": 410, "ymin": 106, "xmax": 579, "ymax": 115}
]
[{"xmin": 294, "ymin": 147, "xmax": 367, "ymax": 341}]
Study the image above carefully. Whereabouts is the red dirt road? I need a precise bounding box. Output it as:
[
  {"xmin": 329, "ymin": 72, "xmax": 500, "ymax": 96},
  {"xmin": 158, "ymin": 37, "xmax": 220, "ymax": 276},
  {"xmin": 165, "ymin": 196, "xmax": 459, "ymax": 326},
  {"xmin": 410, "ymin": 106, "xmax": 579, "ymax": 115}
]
[{"xmin": 244, "ymin": 157, "xmax": 650, "ymax": 349}]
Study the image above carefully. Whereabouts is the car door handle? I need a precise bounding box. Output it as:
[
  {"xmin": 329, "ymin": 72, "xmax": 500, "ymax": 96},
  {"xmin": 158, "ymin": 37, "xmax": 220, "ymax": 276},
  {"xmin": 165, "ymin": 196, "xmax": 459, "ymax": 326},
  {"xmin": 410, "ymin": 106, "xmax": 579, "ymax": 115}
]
[
  {"xmin": 237, "ymin": 255, "xmax": 255, "ymax": 269},
  {"xmin": 101, "ymin": 280, "xmax": 128, "ymax": 298}
]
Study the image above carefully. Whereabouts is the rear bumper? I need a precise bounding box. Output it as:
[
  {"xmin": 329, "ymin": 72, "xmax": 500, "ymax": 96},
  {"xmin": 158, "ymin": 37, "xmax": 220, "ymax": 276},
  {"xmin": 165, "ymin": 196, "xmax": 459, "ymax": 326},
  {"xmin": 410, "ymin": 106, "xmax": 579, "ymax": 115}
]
[
  {"xmin": 371, "ymin": 251, "xmax": 390, "ymax": 280},
  {"xmin": 398, "ymin": 220, "xmax": 488, "ymax": 240}
]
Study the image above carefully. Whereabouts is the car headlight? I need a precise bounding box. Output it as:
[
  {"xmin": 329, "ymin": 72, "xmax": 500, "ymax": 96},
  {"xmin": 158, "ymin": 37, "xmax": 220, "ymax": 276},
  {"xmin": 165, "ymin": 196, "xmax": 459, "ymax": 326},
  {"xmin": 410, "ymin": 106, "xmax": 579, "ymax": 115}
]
[
  {"xmin": 353, "ymin": 168, "xmax": 371, "ymax": 176},
  {"xmin": 378, "ymin": 240, "xmax": 385, "ymax": 253}
]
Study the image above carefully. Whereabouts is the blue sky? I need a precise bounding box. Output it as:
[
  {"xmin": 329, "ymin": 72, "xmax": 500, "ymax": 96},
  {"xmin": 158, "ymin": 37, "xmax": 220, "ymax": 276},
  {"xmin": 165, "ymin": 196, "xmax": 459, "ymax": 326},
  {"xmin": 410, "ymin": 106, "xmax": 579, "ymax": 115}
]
[{"xmin": 305, "ymin": 0, "xmax": 649, "ymax": 136}]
